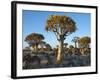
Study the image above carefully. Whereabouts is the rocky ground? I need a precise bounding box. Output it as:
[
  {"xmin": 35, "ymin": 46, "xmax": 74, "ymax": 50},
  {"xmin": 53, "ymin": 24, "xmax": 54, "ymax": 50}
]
[{"xmin": 23, "ymin": 51, "xmax": 91, "ymax": 69}]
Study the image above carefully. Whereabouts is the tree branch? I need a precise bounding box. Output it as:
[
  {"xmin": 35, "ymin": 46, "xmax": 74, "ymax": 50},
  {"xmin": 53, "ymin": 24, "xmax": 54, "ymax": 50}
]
[
  {"xmin": 53, "ymin": 27, "xmax": 60, "ymax": 35},
  {"xmin": 53, "ymin": 30, "xmax": 60, "ymax": 40}
]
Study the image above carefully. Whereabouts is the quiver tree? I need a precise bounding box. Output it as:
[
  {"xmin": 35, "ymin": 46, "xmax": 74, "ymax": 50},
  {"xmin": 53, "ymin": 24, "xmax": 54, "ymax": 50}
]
[
  {"xmin": 63, "ymin": 43, "xmax": 68, "ymax": 53},
  {"xmin": 39, "ymin": 41, "xmax": 46, "ymax": 51},
  {"xmin": 72, "ymin": 37, "xmax": 79, "ymax": 48},
  {"xmin": 78, "ymin": 36, "xmax": 91, "ymax": 48},
  {"xmin": 45, "ymin": 15, "xmax": 77, "ymax": 64},
  {"xmin": 64, "ymin": 43, "xmax": 68, "ymax": 48},
  {"xmin": 45, "ymin": 43, "xmax": 52, "ymax": 51},
  {"xmin": 25, "ymin": 33, "xmax": 44, "ymax": 53},
  {"xmin": 68, "ymin": 45, "xmax": 74, "ymax": 55}
]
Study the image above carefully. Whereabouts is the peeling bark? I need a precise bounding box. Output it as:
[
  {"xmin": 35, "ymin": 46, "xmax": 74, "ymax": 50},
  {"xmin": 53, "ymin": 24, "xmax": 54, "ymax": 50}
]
[{"xmin": 56, "ymin": 39, "xmax": 64, "ymax": 64}]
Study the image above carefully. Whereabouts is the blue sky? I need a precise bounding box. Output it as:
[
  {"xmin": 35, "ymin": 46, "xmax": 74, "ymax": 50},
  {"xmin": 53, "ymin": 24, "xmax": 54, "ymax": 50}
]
[{"xmin": 22, "ymin": 10, "xmax": 91, "ymax": 48}]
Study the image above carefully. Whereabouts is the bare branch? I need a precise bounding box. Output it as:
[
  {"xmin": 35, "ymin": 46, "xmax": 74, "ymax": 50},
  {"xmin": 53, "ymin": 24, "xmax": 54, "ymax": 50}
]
[{"xmin": 53, "ymin": 30, "xmax": 60, "ymax": 40}]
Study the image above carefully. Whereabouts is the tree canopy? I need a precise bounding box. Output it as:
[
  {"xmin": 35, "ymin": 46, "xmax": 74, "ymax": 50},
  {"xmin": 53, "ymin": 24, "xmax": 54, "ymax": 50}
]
[
  {"xmin": 78, "ymin": 36, "xmax": 90, "ymax": 48},
  {"xmin": 25, "ymin": 33, "xmax": 44, "ymax": 44},
  {"xmin": 45, "ymin": 15, "xmax": 77, "ymax": 40}
]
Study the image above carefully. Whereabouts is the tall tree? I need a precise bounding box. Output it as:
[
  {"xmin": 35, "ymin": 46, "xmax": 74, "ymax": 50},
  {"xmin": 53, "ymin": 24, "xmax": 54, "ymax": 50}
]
[
  {"xmin": 45, "ymin": 15, "xmax": 77, "ymax": 64},
  {"xmin": 72, "ymin": 37, "xmax": 79, "ymax": 48},
  {"xmin": 39, "ymin": 41, "xmax": 46, "ymax": 51},
  {"xmin": 45, "ymin": 43, "xmax": 52, "ymax": 51},
  {"xmin": 78, "ymin": 36, "xmax": 90, "ymax": 48},
  {"xmin": 64, "ymin": 43, "xmax": 68, "ymax": 48},
  {"xmin": 25, "ymin": 33, "xmax": 44, "ymax": 53}
]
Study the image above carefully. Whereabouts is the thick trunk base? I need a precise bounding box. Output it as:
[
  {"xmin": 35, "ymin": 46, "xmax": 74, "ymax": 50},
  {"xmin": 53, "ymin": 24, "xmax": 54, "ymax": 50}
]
[
  {"xmin": 56, "ymin": 40, "xmax": 63, "ymax": 64},
  {"xmin": 56, "ymin": 52, "xmax": 62, "ymax": 64}
]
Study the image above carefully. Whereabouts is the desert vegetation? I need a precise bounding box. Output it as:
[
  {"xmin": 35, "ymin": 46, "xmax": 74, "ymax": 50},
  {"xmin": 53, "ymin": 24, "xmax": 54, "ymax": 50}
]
[{"xmin": 23, "ymin": 15, "xmax": 91, "ymax": 69}]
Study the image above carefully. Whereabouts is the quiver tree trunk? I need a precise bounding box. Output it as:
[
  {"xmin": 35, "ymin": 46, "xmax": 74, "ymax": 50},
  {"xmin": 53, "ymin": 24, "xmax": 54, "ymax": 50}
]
[
  {"xmin": 41, "ymin": 45, "xmax": 44, "ymax": 51},
  {"xmin": 75, "ymin": 42, "xmax": 77, "ymax": 48},
  {"xmin": 56, "ymin": 39, "xmax": 64, "ymax": 64},
  {"xmin": 35, "ymin": 43, "xmax": 38, "ymax": 54}
]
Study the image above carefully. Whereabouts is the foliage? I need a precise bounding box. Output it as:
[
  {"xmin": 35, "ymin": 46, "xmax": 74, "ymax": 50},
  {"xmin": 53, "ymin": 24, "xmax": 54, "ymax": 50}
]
[
  {"xmin": 25, "ymin": 33, "xmax": 44, "ymax": 44},
  {"xmin": 78, "ymin": 36, "xmax": 90, "ymax": 48},
  {"xmin": 45, "ymin": 15, "xmax": 77, "ymax": 40}
]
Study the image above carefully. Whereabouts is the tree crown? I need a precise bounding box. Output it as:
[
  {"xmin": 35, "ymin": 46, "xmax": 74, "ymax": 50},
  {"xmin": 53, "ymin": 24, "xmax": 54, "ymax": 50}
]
[
  {"xmin": 25, "ymin": 33, "xmax": 44, "ymax": 44},
  {"xmin": 45, "ymin": 15, "xmax": 77, "ymax": 37}
]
